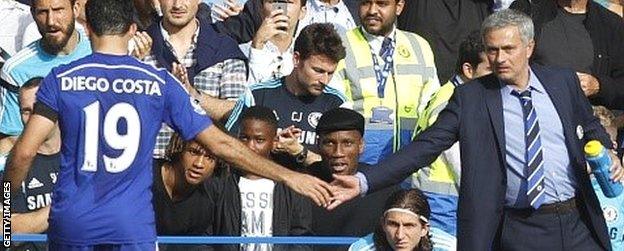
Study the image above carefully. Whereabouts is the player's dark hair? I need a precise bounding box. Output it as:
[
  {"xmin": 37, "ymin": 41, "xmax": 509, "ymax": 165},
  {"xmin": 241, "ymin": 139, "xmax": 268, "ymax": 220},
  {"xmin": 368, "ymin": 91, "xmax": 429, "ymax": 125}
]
[
  {"xmin": 21, "ymin": 77, "xmax": 44, "ymax": 90},
  {"xmin": 86, "ymin": 0, "xmax": 135, "ymax": 36},
  {"xmin": 240, "ymin": 106, "xmax": 278, "ymax": 133},
  {"xmin": 456, "ymin": 30, "xmax": 486, "ymax": 75},
  {"xmin": 294, "ymin": 23, "xmax": 346, "ymax": 63}
]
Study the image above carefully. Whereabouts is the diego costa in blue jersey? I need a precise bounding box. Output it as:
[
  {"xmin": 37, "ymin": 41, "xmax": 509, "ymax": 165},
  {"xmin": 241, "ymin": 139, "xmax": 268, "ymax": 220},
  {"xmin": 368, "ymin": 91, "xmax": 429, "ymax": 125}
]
[
  {"xmin": 2, "ymin": 1, "xmax": 335, "ymax": 249},
  {"xmin": 29, "ymin": 5, "xmax": 213, "ymax": 249},
  {"xmin": 38, "ymin": 53, "xmax": 211, "ymax": 245}
]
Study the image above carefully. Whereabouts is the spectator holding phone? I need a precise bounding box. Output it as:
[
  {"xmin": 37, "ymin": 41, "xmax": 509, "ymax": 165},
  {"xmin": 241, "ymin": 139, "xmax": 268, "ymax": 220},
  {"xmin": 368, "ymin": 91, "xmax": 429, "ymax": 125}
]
[{"xmin": 240, "ymin": 0, "xmax": 307, "ymax": 83}]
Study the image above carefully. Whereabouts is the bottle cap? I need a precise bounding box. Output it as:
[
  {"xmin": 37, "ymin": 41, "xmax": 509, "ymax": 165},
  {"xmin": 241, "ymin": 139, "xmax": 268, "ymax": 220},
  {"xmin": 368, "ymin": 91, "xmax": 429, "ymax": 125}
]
[{"xmin": 584, "ymin": 140, "xmax": 604, "ymax": 157}]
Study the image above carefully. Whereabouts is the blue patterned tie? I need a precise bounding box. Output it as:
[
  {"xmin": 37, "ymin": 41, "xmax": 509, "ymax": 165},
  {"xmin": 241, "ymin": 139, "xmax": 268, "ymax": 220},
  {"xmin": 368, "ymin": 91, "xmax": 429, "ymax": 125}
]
[
  {"xmin": 380, "ymin": 37, "xmax": 392, "ymax": 60},
  {"xmin": 513, "ymin": 89, "xmax": 546, "ymax": 209}
]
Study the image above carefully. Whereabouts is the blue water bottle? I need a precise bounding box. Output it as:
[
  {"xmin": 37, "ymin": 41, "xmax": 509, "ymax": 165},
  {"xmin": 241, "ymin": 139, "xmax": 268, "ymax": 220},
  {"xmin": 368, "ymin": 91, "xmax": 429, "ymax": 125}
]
[{"xmin": 585, "ymin": 140, "xmax": 623, "ymax": 198}]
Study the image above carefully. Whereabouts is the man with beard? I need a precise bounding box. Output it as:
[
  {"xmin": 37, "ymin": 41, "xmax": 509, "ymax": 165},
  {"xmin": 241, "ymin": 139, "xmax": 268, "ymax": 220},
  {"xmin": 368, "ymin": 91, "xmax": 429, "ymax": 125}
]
[
  {"xmin": 223, "ymin": 23, "xmax": 348, "ymax": 169},
  {"xmin": 0, "ymin": 0, "xmax": 91, "ymax": 165},
  {"xmin": 332, "ymin": 0, "xmax": 440, "ymax": 166}
]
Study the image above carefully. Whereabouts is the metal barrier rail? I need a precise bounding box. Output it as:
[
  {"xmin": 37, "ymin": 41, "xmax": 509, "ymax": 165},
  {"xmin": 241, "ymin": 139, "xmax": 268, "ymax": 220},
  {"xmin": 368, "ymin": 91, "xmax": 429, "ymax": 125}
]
[{"xmin": 12, "ymin": 234, "xmax": 360, "ymax": 245}]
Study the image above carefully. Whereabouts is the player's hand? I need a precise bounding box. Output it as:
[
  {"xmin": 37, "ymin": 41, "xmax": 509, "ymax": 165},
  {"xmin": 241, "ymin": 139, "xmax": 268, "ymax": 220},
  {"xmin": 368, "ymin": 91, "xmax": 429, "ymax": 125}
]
[
  {"xmin": 131, "ymin": 31, "xmax": 153, "ymax": 60},
  {"xmin": 275, "ymin": 125, "xmax": 303, "ymax": 155},
  {"xmin": 284, "ymin": 172, "xmax": 333, "ymax": 207},
  {"xmin": 251, "ymin": 9, "xmax": 288, "ymax": 49},
  {"xmin": 610, "ymin": 151, "xmax": 624, "ymax": 183},
  {"xmin": 326, "ymin": 174, "xmax": 361, "ymax": 210},
  {"xmin": 577, "ymin": 72, "xmax": 600, "ymax": 97},
  {"xmin": 212, "ymin": 0, "xmax": 244, "ymax": 21}
]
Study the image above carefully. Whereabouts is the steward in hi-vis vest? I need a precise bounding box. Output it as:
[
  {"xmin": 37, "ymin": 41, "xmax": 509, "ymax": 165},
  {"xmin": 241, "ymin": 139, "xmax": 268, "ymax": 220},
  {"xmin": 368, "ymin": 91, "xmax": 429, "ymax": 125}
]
[{"xmin": 335, "ymin": 26, "xmax": 440, "ymax": 165}]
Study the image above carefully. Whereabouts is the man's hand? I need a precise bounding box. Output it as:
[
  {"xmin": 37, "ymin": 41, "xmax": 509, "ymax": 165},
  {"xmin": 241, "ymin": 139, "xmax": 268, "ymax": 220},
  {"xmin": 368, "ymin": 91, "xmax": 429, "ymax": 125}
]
[
  {"xmin": 251, "ymin": 9, "xmax": 288, "ymax": 49},
  {"xmin": 131, "ymin": 31, "xmax": 153, "ymax": 60},
  {"xmin": 212, "ymin": 0, "xmax": 244, "ymax": 21},
  {"xmin": 283, "ymin": 172, "xmax": 334, "ymax": 207},
  {"xmin": 326, "ymin": 174, "xmax": 361, "ymax": 210},
  {"xmin": 172, "ymin": 62, "xmax": 196, "ymax": 95},
  {"xmin": 577, "ymin": 72, "xmax": 600, "ymax": 97},
  {"xmin": 610, "ymin": 151, "xmax": 624, "ymax": 183},
  {"xmin": 173, "ymin": 63, "xmax": 204, "ymax": 101},
  {"xmin": 275, "ymin": 125, "xmax": 304, "ymax": 155}
]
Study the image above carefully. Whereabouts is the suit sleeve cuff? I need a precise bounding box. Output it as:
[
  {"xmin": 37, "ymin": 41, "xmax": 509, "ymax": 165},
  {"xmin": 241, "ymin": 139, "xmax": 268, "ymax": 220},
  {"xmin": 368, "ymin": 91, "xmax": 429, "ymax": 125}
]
[{"xmin": 355, "ymin": 172, "xmax": 369, "ymax": 197}]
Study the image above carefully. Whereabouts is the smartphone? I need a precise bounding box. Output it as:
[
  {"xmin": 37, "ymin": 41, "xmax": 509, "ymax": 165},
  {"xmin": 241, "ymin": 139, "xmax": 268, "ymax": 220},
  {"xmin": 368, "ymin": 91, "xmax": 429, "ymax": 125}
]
[
  {"xmin": 272, "ymin": 0, "xmax": 288, "ymax": 31},
  {"xmin": 272, "ymin": 0, "xmax": 288, "ymax": 14}
]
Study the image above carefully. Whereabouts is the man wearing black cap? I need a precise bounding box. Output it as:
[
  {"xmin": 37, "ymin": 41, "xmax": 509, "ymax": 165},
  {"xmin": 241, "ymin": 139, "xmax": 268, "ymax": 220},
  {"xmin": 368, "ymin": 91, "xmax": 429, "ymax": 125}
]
[
  {"xmin": 283, "ymin": 108, "xmax": 399, "ymax": 249},
  {"xmin": 308, "ymin": 108, "xmax": 366, "ymax": 181}
]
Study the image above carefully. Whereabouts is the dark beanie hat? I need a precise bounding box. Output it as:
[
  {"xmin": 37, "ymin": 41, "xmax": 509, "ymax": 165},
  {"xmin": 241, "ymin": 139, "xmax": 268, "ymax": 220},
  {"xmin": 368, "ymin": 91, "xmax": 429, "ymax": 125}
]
[{"xmin": 316, "ymin": 108, "xmax": 365, "ymax": 136}]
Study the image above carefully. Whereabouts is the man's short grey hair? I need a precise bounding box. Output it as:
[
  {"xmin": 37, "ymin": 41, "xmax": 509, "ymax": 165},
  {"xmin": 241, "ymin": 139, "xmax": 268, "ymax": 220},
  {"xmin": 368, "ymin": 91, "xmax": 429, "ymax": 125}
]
[{"xmin": 481, "ymin": 9, "xmax": 534, "ymax": 44}]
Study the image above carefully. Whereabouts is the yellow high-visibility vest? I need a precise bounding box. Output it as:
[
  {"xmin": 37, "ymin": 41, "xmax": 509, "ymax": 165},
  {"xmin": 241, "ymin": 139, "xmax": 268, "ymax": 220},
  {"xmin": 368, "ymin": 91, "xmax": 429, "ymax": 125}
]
[
  {"xmin": 336, "ymin": 27, "xmax": 440, "ymax": 164},
  {"xmin": 412, "ymin": 83, "xmax": 460, "ymax": 196}
]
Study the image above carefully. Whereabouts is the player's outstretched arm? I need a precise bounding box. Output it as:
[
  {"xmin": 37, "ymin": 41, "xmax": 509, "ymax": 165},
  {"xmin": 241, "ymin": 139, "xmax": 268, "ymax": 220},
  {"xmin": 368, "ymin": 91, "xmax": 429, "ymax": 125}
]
[
  {"xmin": 3, "ymin": 114, "xmax": 55, "ymax": 193},
  {"xmin": 195, "ymin": 125, "xmax": 334, "ymax": 206},
  {"xmin": 11, "ymin": 206, "xmax": 50, "ymax": 233}
]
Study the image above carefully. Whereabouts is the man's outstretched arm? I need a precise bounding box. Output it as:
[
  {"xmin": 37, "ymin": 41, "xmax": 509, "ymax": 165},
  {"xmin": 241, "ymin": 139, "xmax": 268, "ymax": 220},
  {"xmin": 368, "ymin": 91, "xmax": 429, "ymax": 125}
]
[
  {"xmin": 194, "ymin": 125, "xmax": 334, "ymax": 206},
  {"xmin": 3, "ymin": 113, "xmax": 55, "ymax": 193},
  {"xmin": 329, "ymin": 87, "xmax": 463, "ymax": 209},
  {"xmin": 11, "ymin": 206, "xmax": 51, "ymax": 233}
]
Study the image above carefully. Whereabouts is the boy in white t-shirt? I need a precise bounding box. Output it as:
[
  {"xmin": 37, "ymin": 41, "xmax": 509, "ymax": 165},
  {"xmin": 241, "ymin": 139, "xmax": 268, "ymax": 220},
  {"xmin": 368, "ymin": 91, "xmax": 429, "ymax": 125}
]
[{"xmin": 209, "ymin": 106, "xmax": 312, "ymax": 251}]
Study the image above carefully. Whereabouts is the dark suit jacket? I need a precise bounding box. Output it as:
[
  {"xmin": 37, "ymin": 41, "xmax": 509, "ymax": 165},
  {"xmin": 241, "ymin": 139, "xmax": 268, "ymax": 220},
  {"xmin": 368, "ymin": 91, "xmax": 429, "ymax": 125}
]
[{"xmin": 362, "ymin": 64, "xmax": 612, "ymax": 250}]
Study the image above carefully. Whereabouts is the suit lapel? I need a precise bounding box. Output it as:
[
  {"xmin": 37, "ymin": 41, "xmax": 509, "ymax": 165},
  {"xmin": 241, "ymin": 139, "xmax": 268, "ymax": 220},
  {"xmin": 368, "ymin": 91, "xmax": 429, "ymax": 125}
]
[{"xmin": 484, "ymin": 75, "xmax": 507, "ymax": 163}]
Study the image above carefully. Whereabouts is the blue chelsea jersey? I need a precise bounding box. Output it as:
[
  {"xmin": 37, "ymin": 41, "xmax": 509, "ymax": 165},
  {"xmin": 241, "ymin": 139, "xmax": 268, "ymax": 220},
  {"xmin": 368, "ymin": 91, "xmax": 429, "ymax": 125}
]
[{"xmin": 36, "ymin": 53, "xmax": 212, "ymax": 245}]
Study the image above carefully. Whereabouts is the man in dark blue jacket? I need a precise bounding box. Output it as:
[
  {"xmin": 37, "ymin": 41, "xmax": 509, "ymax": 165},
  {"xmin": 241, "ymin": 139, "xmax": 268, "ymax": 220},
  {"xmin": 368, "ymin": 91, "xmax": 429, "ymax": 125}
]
[{"xmin": 330, "ymin": 9, "xmax": 624, "ymax": 251}]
